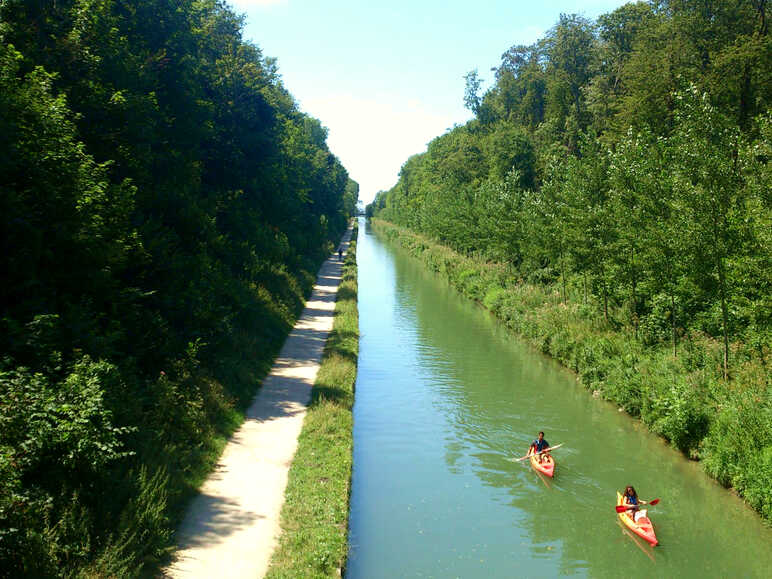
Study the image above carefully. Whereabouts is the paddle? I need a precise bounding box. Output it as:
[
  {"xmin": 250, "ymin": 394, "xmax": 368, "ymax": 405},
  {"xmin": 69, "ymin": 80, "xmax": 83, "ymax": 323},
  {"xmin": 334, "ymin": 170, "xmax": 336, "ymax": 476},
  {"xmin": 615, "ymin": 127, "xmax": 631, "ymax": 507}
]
[
  {"xmin": 615, "ymin": 498, "xmax": 660, "ymax": 513},
  {"xmin": 513, "ymin": 443, "xmax": 563, "ymax": 462}
]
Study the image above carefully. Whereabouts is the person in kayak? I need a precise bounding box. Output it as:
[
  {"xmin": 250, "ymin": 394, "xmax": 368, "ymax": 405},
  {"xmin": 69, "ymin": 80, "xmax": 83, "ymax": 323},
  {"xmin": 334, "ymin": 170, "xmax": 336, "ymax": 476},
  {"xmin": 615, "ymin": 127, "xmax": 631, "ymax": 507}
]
[
  {"xmin": 621, "ymin": 485, "xmax": 650, "ymax": 521},
  {"xmin": 529, "ymin": 431, "xmax": 550, "ymax": 463}
]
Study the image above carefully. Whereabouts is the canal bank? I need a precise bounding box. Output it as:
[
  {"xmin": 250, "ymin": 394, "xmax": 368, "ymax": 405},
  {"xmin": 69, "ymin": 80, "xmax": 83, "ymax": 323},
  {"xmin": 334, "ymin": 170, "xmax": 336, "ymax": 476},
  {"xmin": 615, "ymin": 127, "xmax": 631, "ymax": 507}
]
[
  {"xmin": 266, "ymin": 222, "xmax": 358, "ymax": 578},
  {"xmin": 168, "ymin": 223, "xmax": 357, "ymax": 578},
  {"xmin": 369, "ymin": 218, "xmax": 771, "ymax": 525},
  {"xmin": 347, "ymin": 218, "xmax": 772, "ymax": 578}
]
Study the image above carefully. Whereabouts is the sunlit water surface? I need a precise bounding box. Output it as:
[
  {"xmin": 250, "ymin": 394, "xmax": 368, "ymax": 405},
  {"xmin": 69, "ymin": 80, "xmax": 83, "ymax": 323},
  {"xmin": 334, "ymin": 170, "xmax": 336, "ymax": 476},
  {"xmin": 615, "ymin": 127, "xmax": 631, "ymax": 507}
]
[{"xmin": 346, "ymin": 218, "xmax": 771, "ymax": 578}]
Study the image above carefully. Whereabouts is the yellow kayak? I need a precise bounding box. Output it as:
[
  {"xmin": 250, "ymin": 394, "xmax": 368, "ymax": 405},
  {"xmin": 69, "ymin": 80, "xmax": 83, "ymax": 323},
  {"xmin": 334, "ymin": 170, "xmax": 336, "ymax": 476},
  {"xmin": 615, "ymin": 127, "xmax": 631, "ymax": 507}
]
[
  {"xmin": 617, "ymin": 491, "xmax": 658, "ymax": 546},
  {"xmin": 528, "ymin": 448, "xmax": 555, "ymax": 477}
]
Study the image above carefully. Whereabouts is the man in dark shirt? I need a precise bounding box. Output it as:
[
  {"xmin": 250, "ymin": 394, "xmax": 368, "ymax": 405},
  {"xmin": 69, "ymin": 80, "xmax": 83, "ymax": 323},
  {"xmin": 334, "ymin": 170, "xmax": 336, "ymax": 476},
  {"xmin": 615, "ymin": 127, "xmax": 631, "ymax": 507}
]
[{"xmin": 529, "ymin": 431, "xmax": 550, "ymax": 463}]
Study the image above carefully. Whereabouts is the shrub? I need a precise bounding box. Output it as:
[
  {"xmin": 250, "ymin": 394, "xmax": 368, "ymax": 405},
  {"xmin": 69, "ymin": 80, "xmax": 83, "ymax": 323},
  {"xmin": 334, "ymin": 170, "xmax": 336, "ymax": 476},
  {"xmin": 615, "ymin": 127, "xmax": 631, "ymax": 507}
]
[
  {"xmin": 646, "ymin": 376, "xmax": 710, "ymax": 456},
  {"xmin": 702, "ymin": 363, "xmax": 772, "ymax": 515},
  {"xmin": 482, "ymin": 286, "xmax": 508, "ymax": 313},
  {"xmin": 0, "ymin": 357, "xmax": 133, "ymax": 573}
]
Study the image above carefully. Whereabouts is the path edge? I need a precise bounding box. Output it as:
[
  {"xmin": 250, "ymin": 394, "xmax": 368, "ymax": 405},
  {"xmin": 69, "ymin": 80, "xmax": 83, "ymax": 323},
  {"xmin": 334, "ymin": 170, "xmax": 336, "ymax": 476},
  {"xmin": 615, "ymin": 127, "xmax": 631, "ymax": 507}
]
[{"xmin": 265, "ymin": 220, "xmax": 359, "ymax": 578}]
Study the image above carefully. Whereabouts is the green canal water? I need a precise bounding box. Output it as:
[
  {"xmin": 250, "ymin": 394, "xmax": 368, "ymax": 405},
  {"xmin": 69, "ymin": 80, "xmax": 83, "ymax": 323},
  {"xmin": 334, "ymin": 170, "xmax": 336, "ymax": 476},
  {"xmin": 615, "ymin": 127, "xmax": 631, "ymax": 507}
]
[{"xmin": 345, "ymin": 219, "xmax": 772, "ymax": 578}]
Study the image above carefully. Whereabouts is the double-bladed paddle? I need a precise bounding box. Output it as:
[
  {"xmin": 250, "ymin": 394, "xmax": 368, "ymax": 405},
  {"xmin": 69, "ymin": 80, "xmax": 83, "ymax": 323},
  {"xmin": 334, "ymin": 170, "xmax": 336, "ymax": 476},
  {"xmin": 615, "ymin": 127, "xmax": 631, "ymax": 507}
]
[
  {"xmin": 615, "ymin": 498, "xmax": 660, "ymax": 512},
  {"xmin": 512, "ymin": 443, "xmax": 563, "ymax": 462}
]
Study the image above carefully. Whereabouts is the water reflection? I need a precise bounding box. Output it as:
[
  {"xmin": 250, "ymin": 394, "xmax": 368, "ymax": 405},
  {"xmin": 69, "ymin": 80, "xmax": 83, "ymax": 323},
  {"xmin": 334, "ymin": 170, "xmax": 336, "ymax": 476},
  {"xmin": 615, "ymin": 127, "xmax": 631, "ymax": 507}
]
[{"xmin": 347, "ymin": 220, "xmax": 772, "ymax": 578}]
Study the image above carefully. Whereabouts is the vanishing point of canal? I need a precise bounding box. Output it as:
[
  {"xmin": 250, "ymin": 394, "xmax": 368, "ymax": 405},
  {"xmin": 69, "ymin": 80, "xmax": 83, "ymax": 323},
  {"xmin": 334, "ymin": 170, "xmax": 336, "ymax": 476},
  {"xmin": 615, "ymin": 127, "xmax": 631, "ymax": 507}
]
[{"xmin": 345, "ymin": 218, "xmax": 772, "ymax": 578}]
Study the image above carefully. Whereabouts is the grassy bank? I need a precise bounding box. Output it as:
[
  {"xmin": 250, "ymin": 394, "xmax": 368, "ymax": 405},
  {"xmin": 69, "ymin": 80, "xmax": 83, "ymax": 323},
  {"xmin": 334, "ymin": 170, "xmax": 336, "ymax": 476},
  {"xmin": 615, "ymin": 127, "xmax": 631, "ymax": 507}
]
[
  {"xmin": 266, "ymin": 223, "xmax": 359, "ymax": 578},
  {"xmin": 372, "ymin": 219, "xmax": 771, "ymax": 524}
]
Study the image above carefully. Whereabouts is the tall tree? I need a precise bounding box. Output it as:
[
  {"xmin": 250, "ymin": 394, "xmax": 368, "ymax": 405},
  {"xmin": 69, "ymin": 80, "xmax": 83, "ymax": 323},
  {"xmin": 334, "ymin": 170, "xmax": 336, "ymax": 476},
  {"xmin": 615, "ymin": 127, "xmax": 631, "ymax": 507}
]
[
  {"xmin": 543, "ymin": 14, "xmax": 597, "ymax": 150},
  {"xmin": 670, "ymin": 87, "xmax": 746, "ymax": 378}
]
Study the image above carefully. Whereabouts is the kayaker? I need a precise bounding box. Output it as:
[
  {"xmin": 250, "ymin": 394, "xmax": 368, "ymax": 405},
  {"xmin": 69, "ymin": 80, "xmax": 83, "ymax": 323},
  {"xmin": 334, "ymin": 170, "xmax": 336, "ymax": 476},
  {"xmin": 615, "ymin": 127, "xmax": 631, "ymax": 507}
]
[
  {"xmin": 529, "ymin": 431, "xmax": 550, "ymax": 464},
  {"xmin": 621, "ymin": 485, "xmax": 650, "ymax": 521}
]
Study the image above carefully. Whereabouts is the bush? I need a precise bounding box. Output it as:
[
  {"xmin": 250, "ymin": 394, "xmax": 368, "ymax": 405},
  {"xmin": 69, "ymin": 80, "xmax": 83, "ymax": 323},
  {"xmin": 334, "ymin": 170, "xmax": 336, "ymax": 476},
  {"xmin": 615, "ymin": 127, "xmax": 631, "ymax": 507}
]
[
  {"xmin": 482, "ymin": 286, "xmax": 508, "ymax": 313},
  {"xmin": 89, "ymin": 466, "xmax": 171, "ymax": 576},
  {"xmin": 702, "ymin": 363, "xmax": 772, "ymax": 517},
  {"xmin": 644, "ymin": 375, "xmax": 710, "ymax": 456},
  {"xmin": 0, "ymin": 357, "xmax": 133, "ymax": 573}
]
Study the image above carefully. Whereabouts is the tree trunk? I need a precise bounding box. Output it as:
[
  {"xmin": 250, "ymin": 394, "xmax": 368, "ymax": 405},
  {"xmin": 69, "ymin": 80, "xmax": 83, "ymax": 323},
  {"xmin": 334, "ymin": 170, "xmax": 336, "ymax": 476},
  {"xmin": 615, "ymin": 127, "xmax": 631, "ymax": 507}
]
[
  {"xmin": 561, "ymin": 259, "xmax": 567, "ymax": 304},
  {"xmin": 717, "ymin": 255, "xmax": 730, "ymax": 380},
  {"xmin": 671, "ymin": 292, "xmax": 678, "ymax": 358},
  {"xmin": 753, "ymin": 0, "xmax": 767, "ymax": 37},
  {"xmin": 631, "ymin": 246, "xmax": 638, "ymax": 340}
]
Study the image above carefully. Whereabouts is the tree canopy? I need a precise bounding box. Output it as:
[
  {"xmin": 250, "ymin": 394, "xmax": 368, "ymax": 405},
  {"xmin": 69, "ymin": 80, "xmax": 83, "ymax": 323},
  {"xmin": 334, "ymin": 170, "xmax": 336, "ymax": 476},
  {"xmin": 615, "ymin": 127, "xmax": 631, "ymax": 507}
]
[
  {"xmin": 369, "ymin": 0, "xmax": 771, "ymax": 522},
  {"xmin": 372, "ymin": 0, "xmax": 770, "ymax": 364},
  {"xmin": 0, "ymin": 0, "xmax": 356, "ymax": 574}
]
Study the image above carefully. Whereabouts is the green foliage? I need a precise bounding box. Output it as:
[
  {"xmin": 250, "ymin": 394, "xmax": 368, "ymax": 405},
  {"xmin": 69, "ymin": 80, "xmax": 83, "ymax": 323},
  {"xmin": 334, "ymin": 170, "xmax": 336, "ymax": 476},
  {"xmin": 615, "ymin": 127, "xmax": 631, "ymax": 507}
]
[
  {"xmin": 1, "ymin": 359, "xmax": 132, "ymax": 474},
  {"xmin": 92, "ymin": 466, "xmax": 172, "ymax": 576},
  {"xmin": 369, "ymin": 12, "xmax": 770, "ymax": 372},
  {"xmin": 702, "ymin": 362, "xmax": 772, "ymax": 519},
  {"xmin": 0, "ymin": 0, "xmax": 358, "ymax": 573},
  {"xmin": 463, "ymin": 69, "xmax": 483, "ymax": 115},
  {"xmin": 372, "ymin": 219, "xmax": 771, "ymax": 523},
  {"xmin": 365, "ymin": 0, "xmax": 770, "ymax": 521},
  {"xmin": 643, "ymin": 371, "xmax": 711, "ymax": 456},
  {"xmin": 0, "ymin": 357, "xmax": 132, "ymax": 573}
]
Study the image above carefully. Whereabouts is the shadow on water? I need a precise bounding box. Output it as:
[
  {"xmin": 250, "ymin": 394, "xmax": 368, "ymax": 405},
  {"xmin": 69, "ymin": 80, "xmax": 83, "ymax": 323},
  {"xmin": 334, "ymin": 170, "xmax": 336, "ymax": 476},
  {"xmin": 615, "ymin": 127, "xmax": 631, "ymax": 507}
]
[{"xmin": 616, "ymin": 519, "xmax": 657, "ymax": 564}]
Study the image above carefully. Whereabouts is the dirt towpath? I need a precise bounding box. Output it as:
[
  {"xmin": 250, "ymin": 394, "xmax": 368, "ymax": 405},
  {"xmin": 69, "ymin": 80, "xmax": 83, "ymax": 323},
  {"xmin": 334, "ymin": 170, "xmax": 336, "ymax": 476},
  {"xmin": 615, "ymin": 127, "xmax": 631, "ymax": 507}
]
[{"xmin": 166, "ymin": 226, "xmax": 353, "ymax": 578}]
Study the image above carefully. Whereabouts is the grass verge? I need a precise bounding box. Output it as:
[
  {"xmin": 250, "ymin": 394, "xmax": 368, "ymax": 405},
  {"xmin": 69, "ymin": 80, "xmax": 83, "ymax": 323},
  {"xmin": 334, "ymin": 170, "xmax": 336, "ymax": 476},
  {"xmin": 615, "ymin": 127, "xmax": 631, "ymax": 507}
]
[{"xmin": 265, "ymin": 223, "xmax": 359, "ymax": 578}]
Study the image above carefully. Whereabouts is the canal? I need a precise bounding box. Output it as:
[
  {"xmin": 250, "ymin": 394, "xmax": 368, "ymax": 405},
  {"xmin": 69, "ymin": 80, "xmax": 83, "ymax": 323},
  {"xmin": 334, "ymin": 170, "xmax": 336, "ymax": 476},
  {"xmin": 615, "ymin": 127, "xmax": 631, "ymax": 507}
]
[{"xmin": 345, "ymin": 218, "xmax": 772, "ymax": 578}]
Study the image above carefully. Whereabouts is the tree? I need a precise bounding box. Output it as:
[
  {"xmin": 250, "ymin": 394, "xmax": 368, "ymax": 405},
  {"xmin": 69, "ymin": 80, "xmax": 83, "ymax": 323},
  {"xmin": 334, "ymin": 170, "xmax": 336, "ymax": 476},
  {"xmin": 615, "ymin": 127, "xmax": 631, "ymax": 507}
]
[
  {"xmin": 543, "ymin": 13, "xmax": 597, "ymax": 149},
  {"xmin": 670, "ymin": 87, "xmax": 745, "ymax": 378},
  {"xmin": 0, "ymin": 1, "xmax": 354, "ymax": 572},
  {"xmin": 588, "ymin": 2, "xmax": 656, "ymax": 139},
  {"xmin": 609, "ymin": 127, "xmax": 686, "ymax": 349},
  {"xmin": 463, "ymin": 69, "xmax": 483, "ymax": 116},
  {"xmin": 484, "ymin": 123, "xmax": 536, "ymax": 188}
]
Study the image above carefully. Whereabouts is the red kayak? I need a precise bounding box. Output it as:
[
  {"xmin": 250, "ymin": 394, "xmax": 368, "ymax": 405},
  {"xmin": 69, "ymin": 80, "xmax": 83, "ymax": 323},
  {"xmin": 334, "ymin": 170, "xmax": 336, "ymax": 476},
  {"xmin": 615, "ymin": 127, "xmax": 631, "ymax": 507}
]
[
  {"xmin": 617, "ymin": 492, "xmax": 658, "ymax": 546},
  {"xmin": 528, "ymin": 448, "xmax": 555, "ymax": 477}
]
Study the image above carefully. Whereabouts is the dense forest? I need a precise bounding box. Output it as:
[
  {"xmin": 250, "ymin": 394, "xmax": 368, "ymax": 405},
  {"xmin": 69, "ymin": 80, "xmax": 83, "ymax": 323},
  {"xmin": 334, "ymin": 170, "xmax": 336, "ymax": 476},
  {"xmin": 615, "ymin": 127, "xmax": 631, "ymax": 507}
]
[
  {"xmin": 370, "ymin": 1, "xmax": 771, "ymax": 520},
  {"xmin": 0, "ymin": 0, "xmax": 356, "ymax": 575}
]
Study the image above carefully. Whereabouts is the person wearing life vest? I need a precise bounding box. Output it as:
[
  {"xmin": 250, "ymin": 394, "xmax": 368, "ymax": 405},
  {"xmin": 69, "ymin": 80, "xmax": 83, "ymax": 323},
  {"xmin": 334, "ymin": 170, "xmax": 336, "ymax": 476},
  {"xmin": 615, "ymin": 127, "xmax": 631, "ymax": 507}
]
[
  {"xmin": 622, "ymin": 485, "xmax": 650, "ymax": 522},
  {"xmin": 529, "ymin": 431, "xmax": 550, "ymax": 464}
]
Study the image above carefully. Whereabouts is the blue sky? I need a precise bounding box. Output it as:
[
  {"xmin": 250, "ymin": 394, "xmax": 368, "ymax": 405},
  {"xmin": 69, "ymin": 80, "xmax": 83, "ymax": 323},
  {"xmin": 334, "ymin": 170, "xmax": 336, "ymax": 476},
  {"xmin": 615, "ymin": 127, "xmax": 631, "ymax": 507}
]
[{"xmin": 230, "ymin": 0, "xmax": 633, "ymax": 204}]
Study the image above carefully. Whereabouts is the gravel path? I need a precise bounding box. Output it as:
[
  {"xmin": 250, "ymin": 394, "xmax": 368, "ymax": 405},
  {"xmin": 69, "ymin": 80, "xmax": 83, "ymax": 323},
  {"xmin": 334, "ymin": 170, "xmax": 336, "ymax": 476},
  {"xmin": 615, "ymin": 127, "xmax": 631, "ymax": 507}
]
[{"xmin": 166, "ymin": 226, "xmax": 353, "ymax": 578}]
